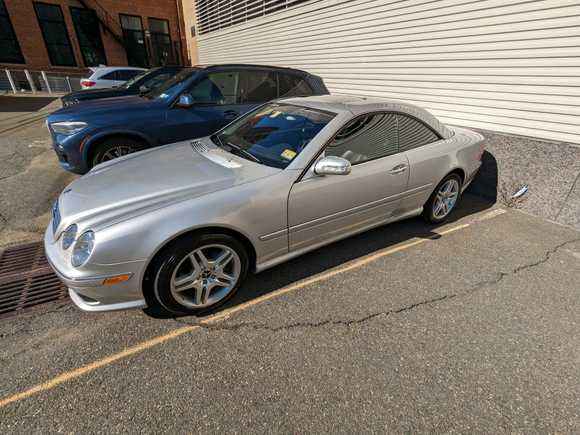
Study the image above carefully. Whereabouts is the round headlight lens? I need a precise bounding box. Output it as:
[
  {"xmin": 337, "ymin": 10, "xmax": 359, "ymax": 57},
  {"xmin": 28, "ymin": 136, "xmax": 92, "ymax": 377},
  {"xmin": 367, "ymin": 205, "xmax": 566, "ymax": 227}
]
[
  {"xmin": 71, "ymin": 231, "xmax": 95, "ymax": 267},
  {"xmin": 61, "ymin": 224, "xmax": 77, "ymax": 250}
]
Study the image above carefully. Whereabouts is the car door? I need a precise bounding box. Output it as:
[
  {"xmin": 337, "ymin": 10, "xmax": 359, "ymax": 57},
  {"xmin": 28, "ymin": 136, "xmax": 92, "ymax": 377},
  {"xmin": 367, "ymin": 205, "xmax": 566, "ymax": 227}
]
[
  {"xmin": 287, "ymin": 112, "xmax": 409, "ymax": 251},
  {"xmin": 162, "ymin": 70, "xmax": 245, "ymax": 142},
  {"xmin": 396, "ymin": 114, "xmax": 446, "ymax": 211}
]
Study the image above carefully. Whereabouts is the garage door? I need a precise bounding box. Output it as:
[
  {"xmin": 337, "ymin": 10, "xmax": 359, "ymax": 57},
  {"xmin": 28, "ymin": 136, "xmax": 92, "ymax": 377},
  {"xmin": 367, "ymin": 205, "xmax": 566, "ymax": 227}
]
[{"xmin": 196, "ymin": 0, "xmax": 580, "ymax": 145}]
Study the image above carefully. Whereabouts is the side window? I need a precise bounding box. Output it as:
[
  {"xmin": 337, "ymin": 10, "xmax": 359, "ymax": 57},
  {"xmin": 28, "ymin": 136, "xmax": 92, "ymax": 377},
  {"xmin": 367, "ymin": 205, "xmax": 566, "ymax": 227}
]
[
  {"xmin": 100, "ymin": 71, "xmax": 118, "ymax": 81},
  {"xmin": 278, "ymin": 73, "xmax": 313, "ymax": 98},
  {"xmin": 239, "ymin": 70, "xmax": 277, "ymax": 103},
  {"xmin": 119, "ymin": 69, "xmax": 141, "ymax": 80},
  {"xmin": 326, "ymin": 113, "xmax": 398, "ymax": 164},
  {"xmin": 189, "ymin": 71, "xmax": 238, "ymax": 104},
  {"xmin": 397, "ymin": 114, "xmax": 439, "ymax": 151}
]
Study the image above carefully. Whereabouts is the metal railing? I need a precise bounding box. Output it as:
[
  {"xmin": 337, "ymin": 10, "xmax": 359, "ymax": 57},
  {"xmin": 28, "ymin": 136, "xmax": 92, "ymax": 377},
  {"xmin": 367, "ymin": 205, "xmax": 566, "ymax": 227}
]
[{"xmin": 1, "ymin": 69, "xmax": 84, "ymax": 94}]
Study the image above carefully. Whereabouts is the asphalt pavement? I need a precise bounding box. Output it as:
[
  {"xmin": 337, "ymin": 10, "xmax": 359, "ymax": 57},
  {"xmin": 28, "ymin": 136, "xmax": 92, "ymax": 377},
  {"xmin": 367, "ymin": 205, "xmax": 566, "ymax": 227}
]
[{"xmin": 1, "ymin": 198, "xmax": 579, "ymax": 434}]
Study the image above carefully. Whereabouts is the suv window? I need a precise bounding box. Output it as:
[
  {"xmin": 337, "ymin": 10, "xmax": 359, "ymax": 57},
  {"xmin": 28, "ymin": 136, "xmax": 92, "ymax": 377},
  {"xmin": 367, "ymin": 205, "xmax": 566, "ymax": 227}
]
[
  {"xmin": 397, "ymin": 114, "xmax": 439, "ymax": 151},
  {"xmin": 100, "ymin": 70, "xmax": 118, "ymax": 80},
  {"xmin": 326, "ymin": 113, "xmax": 398, "ymax": 164},
  {"xmin": 118, "ymin": 69, "xmax": 142, "ymax": 80},
  {"xmin": 278, "ymin": 73, "xmax": 312, "ymax": 98},
  {"xmin": 189, "ymin": 71, "xmax": 238, "ymax": 104},
  {"xmin": 142, "ymin": 72, "xmax": 172, "ymax": 89},
  {"xmin": 239, "ymin": 70, "xmax": 277, "ymax": 103}
]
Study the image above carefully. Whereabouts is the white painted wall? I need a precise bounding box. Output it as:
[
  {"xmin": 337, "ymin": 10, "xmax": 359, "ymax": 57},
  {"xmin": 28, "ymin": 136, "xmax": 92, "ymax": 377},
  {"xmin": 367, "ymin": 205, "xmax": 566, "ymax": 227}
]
[{"xmin": 196, "ymin": 0, "xmax": 580, "ymax": 144}]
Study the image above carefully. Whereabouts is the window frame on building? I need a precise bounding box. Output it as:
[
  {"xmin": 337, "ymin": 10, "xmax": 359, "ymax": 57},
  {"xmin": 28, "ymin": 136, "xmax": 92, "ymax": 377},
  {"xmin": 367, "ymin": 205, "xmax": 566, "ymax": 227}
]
[
  {"xmin": 148, "ymin": 17, "xmax": 175, "ymax": 66},
  {"xmin": 119, "ymin": 13, "xmax": 148, "ymax": 68},
  {"xmin": 33, "ymin": 1, "xmax": 77, "ymax": 67},
  {"xmin": 0, "ymin": 0, "xmax": 25, "ymax": 64},
  {"xmin": 69, "ymin": 6, "xmax": 107, "ymax": 67}
]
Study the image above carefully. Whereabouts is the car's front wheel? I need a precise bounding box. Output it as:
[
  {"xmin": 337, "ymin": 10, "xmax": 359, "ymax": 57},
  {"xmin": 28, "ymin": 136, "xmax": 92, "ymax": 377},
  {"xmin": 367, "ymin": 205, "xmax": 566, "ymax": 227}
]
[
  {"xmin": 91, "ymin": 137, "xmax": 144, "ymax": 168},
  {"xmin": 147, "ymin": 233, "xmax": 249, "ymax": 316}
]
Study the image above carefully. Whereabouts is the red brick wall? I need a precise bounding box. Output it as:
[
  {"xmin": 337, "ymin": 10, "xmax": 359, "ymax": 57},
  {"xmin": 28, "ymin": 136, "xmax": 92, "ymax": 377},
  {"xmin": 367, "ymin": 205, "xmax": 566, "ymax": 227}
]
[{"xmin": 1, "ymin": 0, "xmax": 186, "ymax": 73}]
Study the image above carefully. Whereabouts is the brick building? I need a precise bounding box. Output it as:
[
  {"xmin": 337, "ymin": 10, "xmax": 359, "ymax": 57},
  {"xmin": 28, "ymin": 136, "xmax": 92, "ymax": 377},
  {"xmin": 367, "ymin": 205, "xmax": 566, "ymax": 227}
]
[{"xmin": 0, "ymin": 0, "xmax": 188, "ymax": 75}]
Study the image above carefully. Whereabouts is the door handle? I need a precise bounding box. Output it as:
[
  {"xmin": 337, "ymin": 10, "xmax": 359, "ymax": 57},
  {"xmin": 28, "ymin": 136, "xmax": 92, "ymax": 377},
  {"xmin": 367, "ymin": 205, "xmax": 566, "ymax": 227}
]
[
  {"xmin": 389, "ymin": 164, "xmax": 408, "ymax": 175},
  {"xmin": 223, "ymin": 110, "xmax": 239, "ymax": 120}
]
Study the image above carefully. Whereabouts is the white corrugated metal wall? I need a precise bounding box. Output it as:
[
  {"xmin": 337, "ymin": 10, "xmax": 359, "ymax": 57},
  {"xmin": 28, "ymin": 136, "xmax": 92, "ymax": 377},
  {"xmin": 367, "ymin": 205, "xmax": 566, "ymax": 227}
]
[{"xmin": 196, "ymin": 0, "xmax": 580, "ymax": 144}]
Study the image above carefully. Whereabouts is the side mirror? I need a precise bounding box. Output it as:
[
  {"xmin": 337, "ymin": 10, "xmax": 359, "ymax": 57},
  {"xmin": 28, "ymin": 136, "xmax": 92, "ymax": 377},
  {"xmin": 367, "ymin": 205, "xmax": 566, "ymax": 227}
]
[
  {"xmin": 139, "ymin": 85, "xmax": 150, "ymax": 94},
  {"xmin": 314, "ymin": 156, "xmax": 351, "ymax": 176},
  {"xmin": 176, "ymin": 93, "xmax": 194, "ymax": 108}
]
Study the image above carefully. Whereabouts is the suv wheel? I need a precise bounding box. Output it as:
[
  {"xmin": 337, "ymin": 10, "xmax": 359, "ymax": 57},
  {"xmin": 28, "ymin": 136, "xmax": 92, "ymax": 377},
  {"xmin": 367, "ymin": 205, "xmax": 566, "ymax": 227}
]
[{"xmin": 91, "ymin": 138, "xmax": 144, "ymax": 168}]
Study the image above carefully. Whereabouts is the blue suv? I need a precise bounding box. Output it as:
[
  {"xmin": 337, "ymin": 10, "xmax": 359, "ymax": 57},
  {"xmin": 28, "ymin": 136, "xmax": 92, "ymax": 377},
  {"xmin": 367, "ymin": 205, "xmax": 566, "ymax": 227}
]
[{"xmin": 47, "ymin": 64, "xmax": 329, "ymax": 174}]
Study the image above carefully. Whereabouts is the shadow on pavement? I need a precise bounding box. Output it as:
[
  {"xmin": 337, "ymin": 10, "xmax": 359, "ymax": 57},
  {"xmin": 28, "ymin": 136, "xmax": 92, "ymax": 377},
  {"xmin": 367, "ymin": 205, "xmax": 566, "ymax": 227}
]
[
  {"xmin": 146, "ymin": 189, "xmax": 497, "ymax": 320},
  {"xmin": 0, "ymin": 96, "xmax": 58, "ymax": 113}
]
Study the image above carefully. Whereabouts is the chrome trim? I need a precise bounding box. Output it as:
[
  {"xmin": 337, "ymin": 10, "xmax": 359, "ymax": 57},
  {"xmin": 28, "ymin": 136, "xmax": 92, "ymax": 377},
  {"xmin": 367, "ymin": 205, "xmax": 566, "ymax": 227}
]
[
  {"xmin": 69, "ymin": 289, "xmax": 146, "ymax": 312},
  {"xmin": 259, "ymin": 228, "xmax": 288, "ymax": 241}
]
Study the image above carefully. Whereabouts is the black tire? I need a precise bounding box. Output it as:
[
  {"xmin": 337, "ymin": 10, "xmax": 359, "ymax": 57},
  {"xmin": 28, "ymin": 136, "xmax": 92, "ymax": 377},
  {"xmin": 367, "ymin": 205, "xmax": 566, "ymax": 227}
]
[
  {"xmin": 422, "ymin": 173, "xmax": 463, "ymax": 224},
  {"xmin": 144, "ymin": 233, "xmax": 249, "ymax": 316},
  {"xmin": 90, "ymin": 137, "xmax": 144, "ymax": 168}
]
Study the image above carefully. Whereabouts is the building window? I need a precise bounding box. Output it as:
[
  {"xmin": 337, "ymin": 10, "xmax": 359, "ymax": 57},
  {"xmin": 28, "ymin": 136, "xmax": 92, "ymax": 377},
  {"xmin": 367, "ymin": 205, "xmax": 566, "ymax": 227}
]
[
  {"xmin": 70, "ymin": 7, "xmax": 106, "ymax": 67},
  {"xmin": 148, "ymin": 17, "xmax": 174, "ymax": 66},
  {"xmin": 0, "ymin": 0, "xmax": 24, "ymax": 63},
  {"xmin": 33, "ymin": 2, "xmax": 76, "ymax": 67},
  {"xmin": 120, "ymin": 14, "xmax": 148, "ymax": 68},
  {"xmin": 195, "ymin": 0, "xmax": 314, "ymax": 35}
]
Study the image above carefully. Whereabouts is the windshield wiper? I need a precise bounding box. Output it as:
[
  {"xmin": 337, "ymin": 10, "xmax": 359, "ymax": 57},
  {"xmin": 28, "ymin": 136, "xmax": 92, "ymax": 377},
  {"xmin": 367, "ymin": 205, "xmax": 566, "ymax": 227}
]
[{"xmin": 211, "ymin": 134, "xmax": 262, "ymax": 164}]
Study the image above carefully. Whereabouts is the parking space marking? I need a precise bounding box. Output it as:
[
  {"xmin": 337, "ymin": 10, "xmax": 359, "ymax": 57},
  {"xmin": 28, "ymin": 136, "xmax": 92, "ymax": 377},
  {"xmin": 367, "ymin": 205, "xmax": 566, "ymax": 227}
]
[{"xmin": 0, "ymin": 217, "xmax": 489, "ymax": 408}]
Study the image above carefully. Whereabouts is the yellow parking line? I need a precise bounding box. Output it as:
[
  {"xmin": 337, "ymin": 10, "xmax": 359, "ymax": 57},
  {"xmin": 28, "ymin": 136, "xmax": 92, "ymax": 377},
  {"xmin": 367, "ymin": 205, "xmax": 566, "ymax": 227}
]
[{"xmin": 0, "ymin": 222, "xmax": 472, "ymax": 408}]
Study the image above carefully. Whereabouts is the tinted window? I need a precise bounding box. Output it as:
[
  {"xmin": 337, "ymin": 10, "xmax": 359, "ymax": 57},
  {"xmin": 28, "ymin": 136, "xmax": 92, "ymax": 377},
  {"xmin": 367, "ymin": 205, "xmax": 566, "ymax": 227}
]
[
  {"xmin": 100, "ymin": 71, "xmax": 118, "ymax": 80},
  {"xmin": 0, "ymin": 0, "xmax": 24, "ymax": 64},
  {"xmin": 278, "ymin": 73, "xmax": 312, "ymax": 98},
  {"xmin": 145, "ymin": 68, "xmax": 195, "ymax": 100},
  {"xmin": 33, "ymin": 2, "xmax": 76, "ymax": 66},
  {"xmin": 326, "ymin": 113, "xmax": 398, "ymax": 164},
  {"xmin": 239, "ymin": 70, "xmax": 277, "ymax": 103},
  {"xmin": 216, "ymin": 103, "xmax": 335, "ymax": 169},
  {"xmin": 118, "ymin": 69, "xmax": 142, "ymax": 80},
  {"xmin": 189, "ymin": 71, "xmax": 238, "ymax": 104},
  {"xmin": 70, "ymin": 7, "xmax": 106, "ymax": 66},
  {"xmin": 398, "ymin": 115, "xmax": 439, "ymax": 151}
]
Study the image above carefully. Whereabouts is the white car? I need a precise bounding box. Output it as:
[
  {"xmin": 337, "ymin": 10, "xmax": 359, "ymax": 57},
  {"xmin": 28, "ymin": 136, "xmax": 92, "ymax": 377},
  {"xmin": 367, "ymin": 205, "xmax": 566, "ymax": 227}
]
[{"xmin": 80, "ymin": 66, "xmax": 147, "ymax": 90}]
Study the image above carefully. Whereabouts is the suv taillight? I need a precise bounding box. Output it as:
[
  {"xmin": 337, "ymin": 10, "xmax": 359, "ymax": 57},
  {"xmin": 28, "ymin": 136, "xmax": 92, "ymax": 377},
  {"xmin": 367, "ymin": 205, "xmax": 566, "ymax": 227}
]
[{"xmin": 81, "ymin": 80, "xmax": 95, "ymax": 88}]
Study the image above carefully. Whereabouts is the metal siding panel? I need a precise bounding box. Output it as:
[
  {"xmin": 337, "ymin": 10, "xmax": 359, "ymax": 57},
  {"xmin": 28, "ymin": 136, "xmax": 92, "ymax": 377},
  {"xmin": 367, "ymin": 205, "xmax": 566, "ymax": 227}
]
[{"xmin": 197, "ymin": 0, "xmax": 580, "ymax": 144}]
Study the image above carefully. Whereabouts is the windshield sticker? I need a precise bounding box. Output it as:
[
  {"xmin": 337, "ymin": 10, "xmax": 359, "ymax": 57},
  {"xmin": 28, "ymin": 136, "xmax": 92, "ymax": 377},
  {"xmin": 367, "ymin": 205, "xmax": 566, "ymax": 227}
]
[
  {"xmin": 270, "ymin": 110, "xmax": 282, "ymax": 118},
  {"xmin": 281, "ymin": 149, "xmax": 297, "ymax": 161}
]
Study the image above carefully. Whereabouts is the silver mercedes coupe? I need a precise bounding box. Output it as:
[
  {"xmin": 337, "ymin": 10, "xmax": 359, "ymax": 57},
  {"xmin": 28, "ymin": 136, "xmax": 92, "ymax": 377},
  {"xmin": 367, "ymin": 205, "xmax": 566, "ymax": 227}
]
[{"xmin": 45, "ymin": 95, "xmax": 485, "ymax": 315}]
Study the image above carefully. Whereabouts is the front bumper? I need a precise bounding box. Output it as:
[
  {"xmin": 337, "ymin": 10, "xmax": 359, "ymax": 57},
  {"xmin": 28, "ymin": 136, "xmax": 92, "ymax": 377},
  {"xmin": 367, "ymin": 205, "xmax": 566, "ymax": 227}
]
[
  {"xmin": 49, "ymin": 130, "xmax": 89, "ymax": 174},
  {"xmin": 44, "ymin": 225, "xmax": 147, "ymax": 312}
]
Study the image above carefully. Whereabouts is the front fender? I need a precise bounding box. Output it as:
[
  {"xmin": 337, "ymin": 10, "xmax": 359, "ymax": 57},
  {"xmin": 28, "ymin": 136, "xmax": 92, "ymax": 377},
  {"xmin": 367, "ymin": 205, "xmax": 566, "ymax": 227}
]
[{"xmin": 81, "ymin": 129, "xmax": 154, "ymax": 161}]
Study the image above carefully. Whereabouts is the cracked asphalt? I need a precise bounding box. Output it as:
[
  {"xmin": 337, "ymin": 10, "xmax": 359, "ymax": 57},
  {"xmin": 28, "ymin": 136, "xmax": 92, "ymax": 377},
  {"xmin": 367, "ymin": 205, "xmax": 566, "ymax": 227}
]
[{"xmin": 1, "ymin": 198, "xmax": 580, "ymax": 434}]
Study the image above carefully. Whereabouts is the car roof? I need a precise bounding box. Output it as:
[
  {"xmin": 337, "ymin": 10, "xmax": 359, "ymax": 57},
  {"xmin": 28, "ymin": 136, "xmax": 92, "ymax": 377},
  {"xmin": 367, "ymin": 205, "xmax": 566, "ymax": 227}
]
[
  {"xmin": 89, "ymin": 66, "xmax": 147, "ymax": 74},
  {"xmin": 280, "ymin": 94, "xmax": 453, "ymax": 139},
  {"xmin": 198, "ymin": 63, "xmax": 310, "ymax": 76}
]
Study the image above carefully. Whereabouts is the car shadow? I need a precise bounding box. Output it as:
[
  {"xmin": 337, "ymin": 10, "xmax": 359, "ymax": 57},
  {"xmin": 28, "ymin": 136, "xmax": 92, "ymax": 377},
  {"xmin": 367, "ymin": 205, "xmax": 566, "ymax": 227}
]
[
  {"xmin": 144, "ymin": 152, "xmax": 499, "ymax": 319},
  {"xmin": 0, "ymin": 96, "xmax": 57, "ymax": 112}
]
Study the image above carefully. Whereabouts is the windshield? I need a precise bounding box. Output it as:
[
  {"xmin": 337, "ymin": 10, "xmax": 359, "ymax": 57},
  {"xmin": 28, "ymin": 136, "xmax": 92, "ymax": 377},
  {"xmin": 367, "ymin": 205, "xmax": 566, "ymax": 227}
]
[
  {"xmin": 144, "ymin": 68, "xmax": 196, "ymax": 100},
  {"xmin": 216, "ymin": 103, "xmax": 335, "ymax": 169},
  {"xmin": 121, "ymin": 69, "xmax": 151, "ymax": 89}
]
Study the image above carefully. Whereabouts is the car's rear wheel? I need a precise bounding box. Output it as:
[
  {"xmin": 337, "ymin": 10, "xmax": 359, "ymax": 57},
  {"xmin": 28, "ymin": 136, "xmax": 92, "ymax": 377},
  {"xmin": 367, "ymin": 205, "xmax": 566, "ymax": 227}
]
[
  {"xmin": 422, "ymin": 173, "xmax": 462, "ymax": 224},
  {"xmin": 91, "ymin": 138, "xmax": 144, "ymax": 168},
  {"xmin": 147, "ymin": 233, "xmax": 249, "ymax": 316}
]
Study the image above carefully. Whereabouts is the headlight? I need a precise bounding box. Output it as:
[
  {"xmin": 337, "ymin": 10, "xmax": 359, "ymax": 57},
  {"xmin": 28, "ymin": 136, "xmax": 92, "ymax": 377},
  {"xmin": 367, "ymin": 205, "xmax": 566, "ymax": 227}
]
[
  {"xmin": 61, "ymin": 224, "xmax": 77, "ymax": 250},
  {"xmin": 50, "ymin": 121, "xmax": 87, "ymax": 135},
  {"xmin": 71, "ymin": 231, "xmax": 94, "ymax": 267}
]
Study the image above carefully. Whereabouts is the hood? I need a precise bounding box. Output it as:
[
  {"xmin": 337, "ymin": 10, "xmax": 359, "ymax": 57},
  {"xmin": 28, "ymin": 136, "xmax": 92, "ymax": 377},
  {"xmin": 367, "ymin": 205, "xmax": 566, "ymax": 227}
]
[
  {"xmin": 50, "ymin": 95, "xmax": 157, "ymax": 119},
  {"xmin": 63, "ymin": 87, "xmax": 129, "ymax": 102},
  {"xmin": 54, "ymin": 138, "xmax": 280, "ymax": 235}
]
